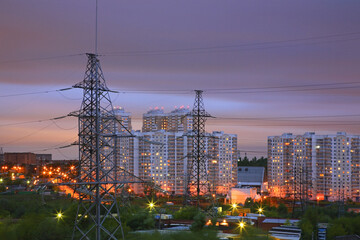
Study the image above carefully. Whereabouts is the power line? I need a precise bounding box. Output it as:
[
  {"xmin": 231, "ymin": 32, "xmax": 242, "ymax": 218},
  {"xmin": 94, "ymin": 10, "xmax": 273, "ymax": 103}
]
[
  {"xmin": 0, "ymin": 122, "xmax": 55, "ymax": 146},
  {"xmin": 0, "ymin": 87, "xmax": 73, "ymax": 98},
  {"xmin": 238, "ymin": 149, "xmax": 267, "ymax": 154},
  {"xmin": 2, "ymin": 113, "xmax": 360, "ymax": 129},
  {"xmin": 1, "ymin": 81, "xmax": 360, "ymax": 99},
  {"xmin": 204, "ymin": 85, "xmax": 360, "ymax": 94},
  {"xmin": 0, "ymin": 53, "xmax": 85, "ymax": 65},
  {"xmin": 203, "ymin": 81, "xmax": 360, "ymax": 92},
  {"xmin": 214, "ymin": 113, "xmax": 360, "ymax": 120},
  {"xmin": 210, "ymin": 119, "xmax": 360, "ymax": 123},
  {"xmin": 32, "ymin": 139, "xmax": 78, "ymax": 154},
  {"xmin": 101, "ymin": 31, "xmax": 360, "ymax": 57},
  {"xmin": 112, "ymin": 81, "xmax": 360, "ymax": 94},
  {"xmin": 208, "ymin": 122, "xmax": 360, "ymax": 127},
  {"xmin": 0, "ymin": 115, "xmax": 69, "ymax": 127},
  {"xmin": 130, "ymin": 114, "xmax": 360, "ymax": 122}
]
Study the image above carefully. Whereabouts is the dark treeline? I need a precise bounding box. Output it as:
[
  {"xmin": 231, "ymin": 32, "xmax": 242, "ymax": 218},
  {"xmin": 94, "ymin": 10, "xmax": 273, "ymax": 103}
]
[{"xmin": 238, "ymin": 156, "xmax": 267, "ymax": 170}]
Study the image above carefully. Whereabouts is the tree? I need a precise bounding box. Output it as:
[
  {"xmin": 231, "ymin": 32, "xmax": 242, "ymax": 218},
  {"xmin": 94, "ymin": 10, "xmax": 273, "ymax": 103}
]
[
  {"xmin": 190, "ymin": 212, "xmax": 206, "ymax": 232},
  {"xmin": 327, "ymin": 224, "xmax": 347, "ymax": 240},
  {"xmin": 277, "ymin": 203, "xmax": 288, "ymax": 217}
]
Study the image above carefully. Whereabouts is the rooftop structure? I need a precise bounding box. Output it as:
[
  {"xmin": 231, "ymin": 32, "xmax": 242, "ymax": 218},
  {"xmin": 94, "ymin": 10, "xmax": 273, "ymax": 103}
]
[{"xmin": 237, "ymin": 166, "xmax": 265, "ymax": 188}]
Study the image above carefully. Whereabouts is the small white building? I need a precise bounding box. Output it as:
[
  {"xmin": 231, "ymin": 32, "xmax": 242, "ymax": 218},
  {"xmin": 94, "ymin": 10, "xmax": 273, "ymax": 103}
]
[{"xmin": 227, "ymin": 187, "xmax": 259, "ymax": 204}]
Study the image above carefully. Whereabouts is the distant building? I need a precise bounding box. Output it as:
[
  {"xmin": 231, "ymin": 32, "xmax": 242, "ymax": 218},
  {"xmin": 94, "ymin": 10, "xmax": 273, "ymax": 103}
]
[
  {"xmin": 4, "ymin": 152, "xmax": 37, "ymax": 165},
  {"xmin": 36, "ymin": 154, "xmax": 52, "ymax": 163},
  {"xmin": 257, "ymin": 217, "xmax": 300, "ymax": 232},
  {"xmin": 237, "ymin": 166, "xmax": 265, "ymax": 192},
  {"xmin": 114, "ymin": 107, "xmax": 132, "ymax": 133},
  {"xmin": 142, "ymin": 107, "xmax": 192, "ymax": 133},
  {"xmin": 0, "ymin": 148, "xmax": 4, "ymax": 164},
  {"xmin": 269, "ymin": 225, "xmax": 302, "ymax": 240},
  {"xmin": 227, "ymin": 187, "xmax": 258, "ymax": 204},
  {"xmin": 268, "ymin": 132, "xmax": 360, "ymax": 202},
  {"xmin": 115, "ymin": 107, "xmax": 238, "ymax": 195}
]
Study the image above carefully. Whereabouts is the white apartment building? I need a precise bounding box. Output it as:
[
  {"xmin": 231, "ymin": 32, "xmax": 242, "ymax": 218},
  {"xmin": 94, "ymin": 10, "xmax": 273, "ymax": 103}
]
[
  {"xmin": 114, "ymin": 107, "xmax": 238, "ymax": 196},
  {"xmin": 142, "ymin": 107, "xmax": 192, "ymax": 133},
  {"xmin": 268, "ymin": 132, "xmax": 360, "ymax": 202},
  {"xmin": 211, "ymin": 131, "xmax": 238, "ymax": 194}
]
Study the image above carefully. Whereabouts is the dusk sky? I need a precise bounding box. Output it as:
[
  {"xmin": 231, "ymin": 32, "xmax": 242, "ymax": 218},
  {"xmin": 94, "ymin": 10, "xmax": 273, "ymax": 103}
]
[{"xmin": 1, "ymin": 0, "xmax": 360, "ymax": 159}]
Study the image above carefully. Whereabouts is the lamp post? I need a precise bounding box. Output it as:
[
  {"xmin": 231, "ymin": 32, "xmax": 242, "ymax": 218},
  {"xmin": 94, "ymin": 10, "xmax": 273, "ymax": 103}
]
[
  {"xmin": 148, "ymin": 201, "xmax": 156, "ymax": 212},
  {"xmin": 239, "ymin": 221, "xmax": 246, "ymax": 239},
  {"xmin": 55, "ymin": 210, "xmax": 63, "ymax": 222},
  {"xmin": 231, "ymin": 203, "xmax": 237, "ymax": 216}
]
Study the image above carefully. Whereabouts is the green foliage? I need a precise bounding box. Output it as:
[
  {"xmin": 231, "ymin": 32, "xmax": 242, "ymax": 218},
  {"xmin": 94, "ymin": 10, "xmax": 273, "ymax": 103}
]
[
  {"xmin": 0, "ymin": 214, "xmax": 72, "ymax": 240},
  {"xmin": 299, "ymin": 219, "xmax": 314, "ymax": 240},
  {"xmin": 0, "ymin": 209, "xmax": 10, "ymax": 218},
  {"xmin": 244, "ymin": 198, "xmax": 254, "ymax": 208},
  {"xmin": 0, "ymin": 220, "xmax": 17, "ymax": 240},
  {"xmin": 17, "ymin": 214, "xmax": 71, "ymax": 240},
  {"xmin": 277, "ymin": 203, "xmax": 288, "ymax": 216},
  {"xmin": 327, "ymin": 224, "xmax": 347, "ymax": 240},
  {"xmin": 326, "ymin": 215, "xmax": 360, "ymax": 240},
  {"xmin": 190, "ymin": 212, "xmax": 206, "ymax": 232},
  {"xmin": 126, "ymin": 210, "xmax": 155, "ymax": 230},
  {"xmin": 0, "ymin": 195, "xmax": 74, "ymax": 240},
  {"xmin": 173, "ymin": 206, "xmax": 199, "ymax": 220},
  {"xmin": 298, "ymin": 205, "xmax": 360, "ymax": 240},
  {"xmin": 238, "ymin": 156, "xmax": 267, "ymax": 169},
  {"xmin": 127, "ymin": 229, "xmax": 219, "ymax": 240},
  {"xmin": 239, "ymin": 225, "xmax": 275, "ymax": 240}
]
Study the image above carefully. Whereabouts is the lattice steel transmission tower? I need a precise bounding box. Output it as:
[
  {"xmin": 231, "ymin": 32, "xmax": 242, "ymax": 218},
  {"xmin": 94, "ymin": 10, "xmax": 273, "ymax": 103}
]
[
  {"xmin": 291, "ymin": 153, "xmax": 311, "ymax": 216},
  {"xmin": 72, "ymin": 53, "xmax": 123, "ymax": 240},
  {"xmin": 187, "ymin": 90, "xmax": 212, "ymax": 203}
]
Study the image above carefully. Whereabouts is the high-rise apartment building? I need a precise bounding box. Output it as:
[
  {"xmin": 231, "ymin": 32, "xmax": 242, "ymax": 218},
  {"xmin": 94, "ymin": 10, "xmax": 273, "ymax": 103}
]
[
  {"xmin": 114, "ymin": 108, "xmax": 136, "ymax": 176},
  {"xmin": 115, "ymin": 107, "xmax": 238, "ymax": 195},
  {"xmin": 138, "ymin": 131, "xmax": 189, "ymax": 194},
  {"xmin": 142, "ymin": 107, "xmax": 192, "ymax": 133},
  {"xmin": 268, "ymin": 132, "xmax": 360, "ymax": 202},
  {"xmin": 210, "ymin": 131, "xmax": 238, "ymax": 194},
  {"xmin": 114, "ymin": 107, "xmax": 132, "ymax": 132}
]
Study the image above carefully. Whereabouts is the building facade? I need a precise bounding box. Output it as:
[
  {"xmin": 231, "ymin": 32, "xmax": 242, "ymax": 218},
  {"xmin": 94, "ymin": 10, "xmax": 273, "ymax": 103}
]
[
  {"xmin": 268, "ymin": 132, "xmax": 360, "ymax": 202},
  {"xmin": 115, "ymin": 107, "xmax": 238, "ymax": 195}
]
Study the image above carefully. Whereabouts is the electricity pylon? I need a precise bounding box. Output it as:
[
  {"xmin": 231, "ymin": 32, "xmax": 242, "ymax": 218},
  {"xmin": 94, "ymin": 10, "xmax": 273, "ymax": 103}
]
[
  {"xmin": 72, "ymin": 53, "xmax": 123, "ymax": 240},
  {"xmin": 186, "ymin": 90, "xmax": 212, "ymax": 205}
]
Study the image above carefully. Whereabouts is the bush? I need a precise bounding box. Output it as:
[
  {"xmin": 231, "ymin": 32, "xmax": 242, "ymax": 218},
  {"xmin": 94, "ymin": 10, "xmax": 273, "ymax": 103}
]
[
  {"xmin": 190, "ymin": 212, "xmax": 206, "ymax": 232},
  {"xmin": 127, "ymin": 229, "xmax": 219, "ymax": 240},
  {"xmin": 174, "ymin": 206, "xmax": 199, "ymax": 220},
  {"xmin": 126, "ymin": 210, "xmax": 155, "ymax": 230}
]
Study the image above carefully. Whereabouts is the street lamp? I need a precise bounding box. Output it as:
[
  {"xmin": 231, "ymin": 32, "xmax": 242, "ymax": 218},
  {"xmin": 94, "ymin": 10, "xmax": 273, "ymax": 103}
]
[
  {"xmin": 239, "ymin": 221, "xmax": 246, "ymax": 238},
  {"xmin": 55, "ymin": 210, "xmax": 63, "ymax": 221},
  {"xmin": 258, "ymin": 207, "xmax": 263, "ymax": 215},
  {"xmin": 231, "ymin": 203, "xmax": 237, "ymax": 216},
  {"xmin": 147, "ymin": 200, "xmax": 156, "ymax": 211}
]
